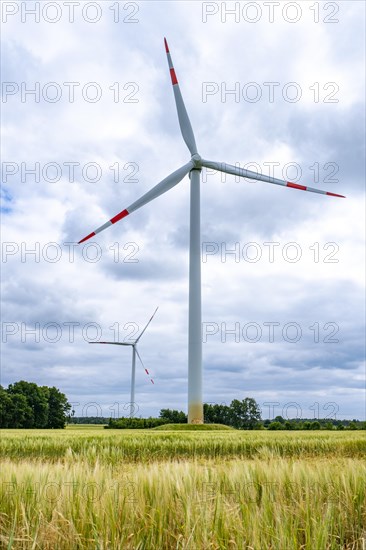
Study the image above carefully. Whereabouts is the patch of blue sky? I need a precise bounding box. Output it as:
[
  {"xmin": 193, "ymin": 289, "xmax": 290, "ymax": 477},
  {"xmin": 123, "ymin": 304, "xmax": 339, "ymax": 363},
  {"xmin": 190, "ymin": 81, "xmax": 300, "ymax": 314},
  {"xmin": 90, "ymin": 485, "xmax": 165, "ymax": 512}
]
[{"xmin": 1, "ymin": 187, "xmax": 13, "ymax": 213}]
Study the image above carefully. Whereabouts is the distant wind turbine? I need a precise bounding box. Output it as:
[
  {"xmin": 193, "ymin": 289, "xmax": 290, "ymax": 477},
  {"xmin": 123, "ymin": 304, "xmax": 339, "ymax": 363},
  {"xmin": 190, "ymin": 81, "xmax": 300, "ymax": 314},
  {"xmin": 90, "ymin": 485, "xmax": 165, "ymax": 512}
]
[
  {"xmin": 79, "ymin": 38, "xmax": 345, "ymax": 424},
  {"xmin": 89, "ymin": 307, "xmax": 158, "ymax": 417}
]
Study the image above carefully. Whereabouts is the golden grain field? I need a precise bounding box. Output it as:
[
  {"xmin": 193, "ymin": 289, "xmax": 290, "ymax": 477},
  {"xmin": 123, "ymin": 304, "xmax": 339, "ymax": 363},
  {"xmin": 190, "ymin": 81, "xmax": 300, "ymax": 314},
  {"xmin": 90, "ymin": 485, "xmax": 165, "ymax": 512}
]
[{"xmin": 0, "ymin": 427, "xmax": 365, "ymax": 549}]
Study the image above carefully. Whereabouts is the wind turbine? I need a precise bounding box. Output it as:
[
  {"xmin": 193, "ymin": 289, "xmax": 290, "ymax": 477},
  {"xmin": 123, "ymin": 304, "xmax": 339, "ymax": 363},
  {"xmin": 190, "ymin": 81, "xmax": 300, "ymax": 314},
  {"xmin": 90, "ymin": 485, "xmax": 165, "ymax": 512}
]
[
  {"xmin": 89, "ymin": 307, "xmax": 158, "ymax": 417},
  {"xmin": 78, "ymin": 38, "xmax": 345, "ymax": 424}
]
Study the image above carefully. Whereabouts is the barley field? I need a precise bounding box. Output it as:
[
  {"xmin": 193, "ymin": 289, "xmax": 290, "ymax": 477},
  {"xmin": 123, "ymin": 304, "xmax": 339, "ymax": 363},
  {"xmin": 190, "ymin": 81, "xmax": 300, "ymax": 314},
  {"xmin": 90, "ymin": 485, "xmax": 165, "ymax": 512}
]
[{"xmin": 0, "ymin": 427, "xmax": 365, "ymax": 549}]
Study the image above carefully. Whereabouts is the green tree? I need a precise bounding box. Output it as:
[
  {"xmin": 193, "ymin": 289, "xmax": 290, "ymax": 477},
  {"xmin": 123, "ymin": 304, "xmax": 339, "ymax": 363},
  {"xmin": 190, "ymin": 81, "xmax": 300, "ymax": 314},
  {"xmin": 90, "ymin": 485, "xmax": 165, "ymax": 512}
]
[
  {"xmin": 268, "ymin": 421, "xmax": 283, "ymax": 430},
  {"xmin": 159, "ymin": 409, "xmax": 187, "ymax": 423},
  {"xmin": 204, "ymin": 403, "xmax": 231, "ymax": 425},
  {"xmin": 311, "ymin": 421, "xmax": 321, "ymax": 430},
  {"xmin": 229, "ymin": 398, "xmax": 261, "ymax": 430},
  {"xmin": 44, "ymin": 386, "xmax": 71, "ymax": 428},
  {"xmin": 3, "ymin": 381, "xmax": 71, "ymax": 429},
  {"xmin": 9, "ymin": 393, "xmax": 33, "ymax": 428},
  {"xmin": 0, "ymin": 387, "xmax": 33, "ymax": 428},
  {"xmin": 7, "ymin": 381, "xmax": 49, "ymax": 428},
  {"xmin": 0, "ymin": 386, "xmax": 11, "ymax": 428}
]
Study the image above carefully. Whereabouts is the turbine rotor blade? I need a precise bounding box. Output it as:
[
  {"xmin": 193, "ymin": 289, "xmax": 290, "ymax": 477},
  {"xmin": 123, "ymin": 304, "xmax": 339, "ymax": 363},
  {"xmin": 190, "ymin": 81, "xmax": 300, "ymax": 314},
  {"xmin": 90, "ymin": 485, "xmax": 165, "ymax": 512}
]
[
  {"xmin": 135, "ymin": 306, "xmax": 159, "ymax": 343},
  {"xmin": 135, "ymin": 347, "xmax": 154, "ymax": 384},
  {"xmin": 164, "ymin": 38, "xmax": 198, "ymax": 156},
  {"xmin": 201, "ymin": 159, "xmax": 345, "ymax": 198},
  {"xmin": 89, "ymin": 342, "xmax": 132, "ymax": 346},
  {"xmin": 78, "ymin": 161, "xmax": 194, "ymax": 244}
]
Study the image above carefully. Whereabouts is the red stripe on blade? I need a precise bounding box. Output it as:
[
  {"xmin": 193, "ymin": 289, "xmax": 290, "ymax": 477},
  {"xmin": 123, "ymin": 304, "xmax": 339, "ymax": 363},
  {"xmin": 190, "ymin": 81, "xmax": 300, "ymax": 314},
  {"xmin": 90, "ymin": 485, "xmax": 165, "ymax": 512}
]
[
  {"xmin": 110, "ymin": 209, "xmax": 129, "ymax": 224},
  {"xmin": 151, "ymin": 379, "xmax": 154, "ymax": 384},
  {"xmin": 170, "ymin": 68, "xmax": 178, "ymax": 85},
  {"xmin": 164, "ymin": 38, "xmax": 169, "ymax": 53},
  {"xmin": 326, "ymin": 192, "xmax": 346, "ymax": 198},
  {"xmin": 287, "ymin": 182, "xmax": 307, "ymax": 191},
  {"xmin": 145, "ymin": 369, "xmax": 149, "ymax": 375},
  {"xmin": 78, "ymin": 231, "xmax": 96, "ymax": 244}
]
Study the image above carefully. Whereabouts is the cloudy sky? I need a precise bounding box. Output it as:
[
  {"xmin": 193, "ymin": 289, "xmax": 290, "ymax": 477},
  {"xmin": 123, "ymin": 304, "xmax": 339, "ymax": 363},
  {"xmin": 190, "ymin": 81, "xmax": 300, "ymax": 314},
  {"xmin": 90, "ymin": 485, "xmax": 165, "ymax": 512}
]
[{"xmin": 2, "ymin": 1, "xmax": 365, "ymax": 420}]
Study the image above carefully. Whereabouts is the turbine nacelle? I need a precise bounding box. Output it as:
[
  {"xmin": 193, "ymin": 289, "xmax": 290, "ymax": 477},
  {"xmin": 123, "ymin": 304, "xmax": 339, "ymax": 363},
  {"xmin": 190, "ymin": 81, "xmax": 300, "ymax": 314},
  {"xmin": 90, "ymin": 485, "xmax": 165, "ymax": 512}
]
[{"xmin": 191, "ymin": 154, "xmax": 202, "ymax": 168}]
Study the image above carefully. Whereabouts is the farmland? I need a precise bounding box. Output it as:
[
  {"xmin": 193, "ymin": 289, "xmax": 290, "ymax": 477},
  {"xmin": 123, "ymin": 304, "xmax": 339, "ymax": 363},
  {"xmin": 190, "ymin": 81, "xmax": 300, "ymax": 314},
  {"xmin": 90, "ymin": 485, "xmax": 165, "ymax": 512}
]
[{"xmin": 0, "ymin": 427, "xmax": 365, "ymax": 549}]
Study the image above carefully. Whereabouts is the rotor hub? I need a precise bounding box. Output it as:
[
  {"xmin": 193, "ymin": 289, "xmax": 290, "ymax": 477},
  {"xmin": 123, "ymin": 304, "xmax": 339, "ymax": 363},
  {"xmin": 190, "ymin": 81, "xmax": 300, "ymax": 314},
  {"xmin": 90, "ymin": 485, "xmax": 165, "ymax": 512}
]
[{"xmin": 191, "ymin": 154, "xmax": 202, "ymax": 169}]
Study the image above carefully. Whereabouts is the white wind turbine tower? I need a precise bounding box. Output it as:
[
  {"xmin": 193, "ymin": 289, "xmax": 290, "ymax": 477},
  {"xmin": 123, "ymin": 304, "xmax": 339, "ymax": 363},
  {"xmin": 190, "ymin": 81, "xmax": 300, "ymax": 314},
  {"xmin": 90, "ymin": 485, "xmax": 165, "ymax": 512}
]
[
  {"xmin": 89, "ymin": 307, "xmax": 158, "ymax": 417},
  {"xmin": 79, "ymin": 39, "xmax": 345, "ymax": 424}
]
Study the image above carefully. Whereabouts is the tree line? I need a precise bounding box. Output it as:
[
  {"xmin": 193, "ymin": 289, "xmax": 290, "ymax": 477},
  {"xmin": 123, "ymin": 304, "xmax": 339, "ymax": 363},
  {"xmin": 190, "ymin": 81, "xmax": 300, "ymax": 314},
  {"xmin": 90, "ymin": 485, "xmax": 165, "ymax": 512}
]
[
  {"xmin": 107, "ymin": 398, "xmax": 262, "ymax": 429},
  {"xmin": 2, "ymin": 384, "xmax": 364, "ymax": 430},
  {"xmin": 262, "ymin": 416, "xmax": 365, "ymax": 430},
  {"xmin": 106, "ymin": 400, "xmax": 365, "ymax": 430},
  {"xmin": 0, "ymin": 381, "xmax": 71, "ymax": 429}
]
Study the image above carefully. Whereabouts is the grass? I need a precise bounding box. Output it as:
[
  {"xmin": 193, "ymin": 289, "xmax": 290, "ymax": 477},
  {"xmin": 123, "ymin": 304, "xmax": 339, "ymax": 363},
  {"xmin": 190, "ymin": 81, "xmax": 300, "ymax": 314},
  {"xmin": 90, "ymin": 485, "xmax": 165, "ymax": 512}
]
[
  {"xmin": 0, "ymin": 428, "xmax": 365, "ymax": 549},
  {"xmin": 153, "ymin": 423, "xmax": 234, "ymax": 431},
  {"xmin": 1, "ymin": 428, "xmax": 364, "ymax": 463},
  {"xmin": 66, "ymin": 424, "xmax": 107, "ymax": 430}
]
